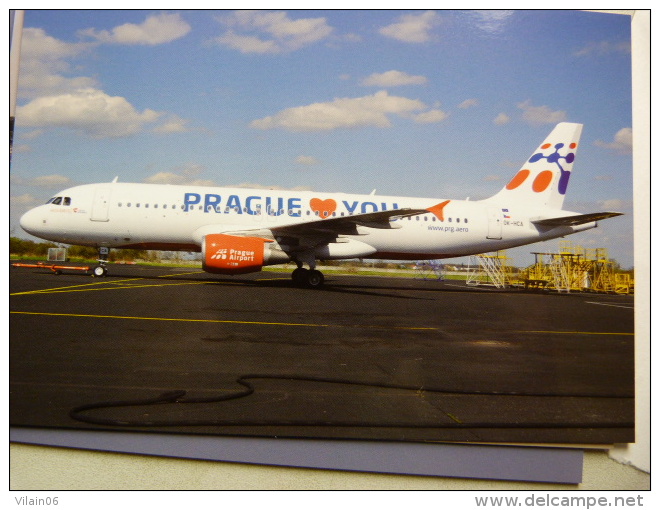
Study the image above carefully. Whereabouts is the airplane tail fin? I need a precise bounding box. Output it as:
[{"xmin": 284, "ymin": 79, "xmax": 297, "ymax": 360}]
[{"xmin": 486, "ymin": 122, "xmax": 583, "ymax": 210}]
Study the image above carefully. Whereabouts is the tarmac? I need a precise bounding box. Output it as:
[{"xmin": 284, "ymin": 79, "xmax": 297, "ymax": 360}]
[{"xmin": 9, "ymin": 262, "xmax": 635, "ymax": 445}]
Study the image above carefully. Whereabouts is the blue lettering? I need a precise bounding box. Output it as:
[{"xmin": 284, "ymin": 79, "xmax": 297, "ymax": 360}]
[
  {"xmin": 361, "ymin": 202, "xmax": 378, "ymax": 213},
  {"xmin": 226, "ymin": 195, "xmax": 242, "ymax": 213},
  {"xmin": 204, "ymin": 194, "xmax": 222, "ymax": 213},
  {"xmin": 288, "ymin": 197, "xmax": 301, "ymax": 217},
  {"xmin": 245, "ymin": 196, "xmax": 261, "ymax": 215},
  {"xmin": 266, "ymin": 196, "xmax": 284, "ymax": 216},
  {"xmin": 343, "ymin": 201, "xmax": 359, "ymax": 214},
  {"xmin": 184, "ymin": 193, "xmax": 201, "ymax": 212}
]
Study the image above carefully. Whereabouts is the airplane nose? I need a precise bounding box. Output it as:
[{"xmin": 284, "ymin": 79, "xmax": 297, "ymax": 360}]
[{"xmin": 19, "ymin": 207, "xmax": 44, "ymax": 236}]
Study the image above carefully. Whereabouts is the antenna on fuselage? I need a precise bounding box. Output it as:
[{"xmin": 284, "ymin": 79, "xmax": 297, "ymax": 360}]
[{"xmin": 112, "ymin": 176, "xmax": 119, "ymax": 183}]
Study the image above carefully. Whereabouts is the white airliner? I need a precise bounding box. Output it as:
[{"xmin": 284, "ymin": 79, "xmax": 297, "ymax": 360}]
[{"xmin": 19, "ymin": 122, "xmax": 621, "ymax": 287}]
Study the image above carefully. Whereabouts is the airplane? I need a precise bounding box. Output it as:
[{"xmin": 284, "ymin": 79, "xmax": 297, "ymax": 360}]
[{"xmin": 19, "ymin": 122, "xmax": 622, "ymax": 287}]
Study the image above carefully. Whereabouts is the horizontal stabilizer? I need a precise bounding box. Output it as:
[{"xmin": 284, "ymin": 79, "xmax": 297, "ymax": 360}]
[{"xmin": 532, "ymin": 211, "xmax": 623, "ymax": 227}]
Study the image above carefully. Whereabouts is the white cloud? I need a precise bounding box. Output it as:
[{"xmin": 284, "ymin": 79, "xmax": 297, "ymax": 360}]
[
  {"xmin": 17, "ymin": 88, "xmax": 162, "ymax": 138},
  {"xmin": 598, "ymin": 198, "xmax": 631, "ymax": 211},
  {"xmin": 18, "ymin": 28, "xmax": 97, "ymax": 99},
  {"xmin": 143, "ymin": 163, "xmax": 216, "ymax": 186},
  {"xmin": 517, "ymin": 100, "xmax": 566, "ymax": 125},
  {"xmin": 573, "ymin": 40, "xmax": 631, "ymax": 57},
  {"xmin": 11, "ymin": 174, "xmax": 73, "ymax": 188},
  {"xmin": 493, "ymin": 112, "xmax": 511, "ymax": 125},
  {"xmin": 11, "ymin": 193, "xmax": 41, "ymax": 206},
  {"xmin": 296, "ymin": 155, "xmax": 319, "ymax": 165},
  {"xmin": 153, "ymin": 115, "xmax": 192, "ymax": 134},
  {"xmin": 250, "ymin": 90, "xmax": 428, "ymax": 132},
  {"xmin": 468, "ymin": 11, "xmax": 515, "ymax": 35},
  {"xmin": 361, "ymin": 70, "xmax": 428, "ymax": 87},
  {"xmin": 16, "ymin": 26, "xmax": 190, "ymax": 140},
  {"xmin": 594, "ymin": 127, "xmax": 633, "ymax": 155},
  {"xmin": 79, "ymin": 13, "xmax": 191, "ymax": 45},
  {"xmin": 215, "ymin": 31, "xmax": 278, "ymax": 54},
  {"xmin": 413, "ymin": 109, "xmax": 449, "ymax": 124},
  {"xmin": 30, "ymin": 174, "xmax": 74, "ymax": 188},
  {"xmin": 458, "ymin": 98, "xmax": 479, "ymax": 109},
  {"xmin": 215, "ymin": 11, "xmax": 333, "ymax": 54},
  {"xmin": 143, "ymin": 172, "xmax": 215, "ymax": 186},
  {"xmin": 379, "ymin": 11, "xmax": 438, "ymax": 43},
  {"xmin": 232, "ymin": 182, "xmax": 313, "ymax": 192},
  {"xmin": 11, "ymin": 144, "xmax": 31, "ymax": 154}
]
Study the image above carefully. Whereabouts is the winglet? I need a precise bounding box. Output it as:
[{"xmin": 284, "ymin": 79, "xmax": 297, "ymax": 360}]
[{"xmin": 426, "ymin": 200, "xmax": 451, "ymax": 221}]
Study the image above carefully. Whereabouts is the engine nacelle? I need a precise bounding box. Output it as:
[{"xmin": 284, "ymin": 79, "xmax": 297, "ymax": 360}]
[{"xmin": 202, "ymin": 233, "xmax": 290, "ymax": 275}]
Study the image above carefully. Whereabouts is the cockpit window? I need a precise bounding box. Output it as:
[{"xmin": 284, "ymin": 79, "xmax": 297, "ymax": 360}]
[
  {"xmin": 63, "ymin": 197, "xmax": 71, "ymax": 206},
  {"xmin": 51, "ymin": 197, "xmax": 62, "ymax": 205}
]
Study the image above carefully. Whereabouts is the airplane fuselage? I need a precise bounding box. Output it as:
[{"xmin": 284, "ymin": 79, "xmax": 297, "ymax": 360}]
[
  {"xmin": 18, "ymin": 124, "xmax": 620, "ymax": 285},
  {"xmin": 19, "ymin": 182, "xmax": 592, "ymax": 260}
]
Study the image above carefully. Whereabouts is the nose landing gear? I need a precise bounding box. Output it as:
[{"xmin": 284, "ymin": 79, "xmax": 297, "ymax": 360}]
[{"xmin": 92, "ymin": 246, "xmax": 110, "ymax": 277}]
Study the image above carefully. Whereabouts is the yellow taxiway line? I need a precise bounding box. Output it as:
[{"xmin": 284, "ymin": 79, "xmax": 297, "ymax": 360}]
[{"xmin": 9, "ymin": 310, "xmax": 437, "ymax": 331}]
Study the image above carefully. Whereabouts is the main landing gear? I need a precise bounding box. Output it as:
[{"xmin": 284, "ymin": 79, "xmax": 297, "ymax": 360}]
[
  {"xmin": 92, "ymin": 246, "xmax": 110, "ymax": 277},
  {"xmin": 291, "ymin": 263, "xmax": 325, "ymax": 288}
]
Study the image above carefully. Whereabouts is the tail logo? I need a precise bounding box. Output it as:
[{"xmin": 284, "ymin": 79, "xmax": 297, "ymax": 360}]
[{"xmin": 505, "ymin": 142, "xmax": 577, "ymax": 195}]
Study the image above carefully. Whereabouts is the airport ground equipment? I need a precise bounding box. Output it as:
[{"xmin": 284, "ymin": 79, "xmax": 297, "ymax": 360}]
[
  {"xmin": 414, "ymin": 260, "xmax": 445, "ymax": 280},
  {"xmin": 523, "ymin": 242, "xmax": 633, "ymax": 294},
  {"xmin": 12, "ymin": 261, "xmax": 90, "ymax": 275},
  {"xmin": 466, "ymin": 251, "xmax": 515, "ymax": 289}
]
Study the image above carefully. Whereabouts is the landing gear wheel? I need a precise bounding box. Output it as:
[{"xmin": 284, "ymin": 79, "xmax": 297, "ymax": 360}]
[
  {"xmin": 307, "ymin": 269, "xmax": 324, "ymax": 288},
  {"xmin": 292, "ymin": 267, "xmax": 309, "ymax": 286},
  {"xmin": 92, "ymin": 265, "xmax": 107, "ymax": 277}
]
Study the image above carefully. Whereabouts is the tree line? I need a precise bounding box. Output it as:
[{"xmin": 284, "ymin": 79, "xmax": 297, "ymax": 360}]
[{"xmin": 10, "ymin": 237, "xmax": 148, "ymax": 262}]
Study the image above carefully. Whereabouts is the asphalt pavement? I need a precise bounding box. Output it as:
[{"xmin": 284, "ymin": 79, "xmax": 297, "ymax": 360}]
[{"xmin": 10, "ymin": 263, "xmax": 635, "ymax": 444}]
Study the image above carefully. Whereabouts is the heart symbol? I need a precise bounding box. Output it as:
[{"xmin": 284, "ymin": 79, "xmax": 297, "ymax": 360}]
[{"xmin": 310, "ymin": 198, "xmax": 337, "ymax": 219}]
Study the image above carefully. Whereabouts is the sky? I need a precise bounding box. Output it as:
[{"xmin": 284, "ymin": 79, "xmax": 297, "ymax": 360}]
[{"xmin": 9, "ymin": 9, "xmax": 635, "ymax": 268}]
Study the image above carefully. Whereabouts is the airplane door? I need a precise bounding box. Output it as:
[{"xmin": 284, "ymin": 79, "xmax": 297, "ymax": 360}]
[
  {"xmin": 486, "ymin": 207, "xmax": 502, "ymax": 240},
  {"xmin": 90, "ymin": 187, "xmax": 111, "ymax": 222}
]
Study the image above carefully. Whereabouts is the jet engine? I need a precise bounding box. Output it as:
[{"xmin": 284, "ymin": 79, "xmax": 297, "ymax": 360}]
[{"xmin": 202, "ymin": 233, "xmax": 290, "ymax": 275}]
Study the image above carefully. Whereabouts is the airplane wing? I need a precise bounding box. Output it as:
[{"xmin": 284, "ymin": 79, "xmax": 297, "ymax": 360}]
[
  {"xmin": 532, "ymin": 211, "xmax": 623, "ymax": 227},
  {"xmin": 196, "ymin": 208, "xmax": 427, "ymax": 251},
  {"xmin": 271, "ymin": 207, "xmax": 427, "ymax": 237}
]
